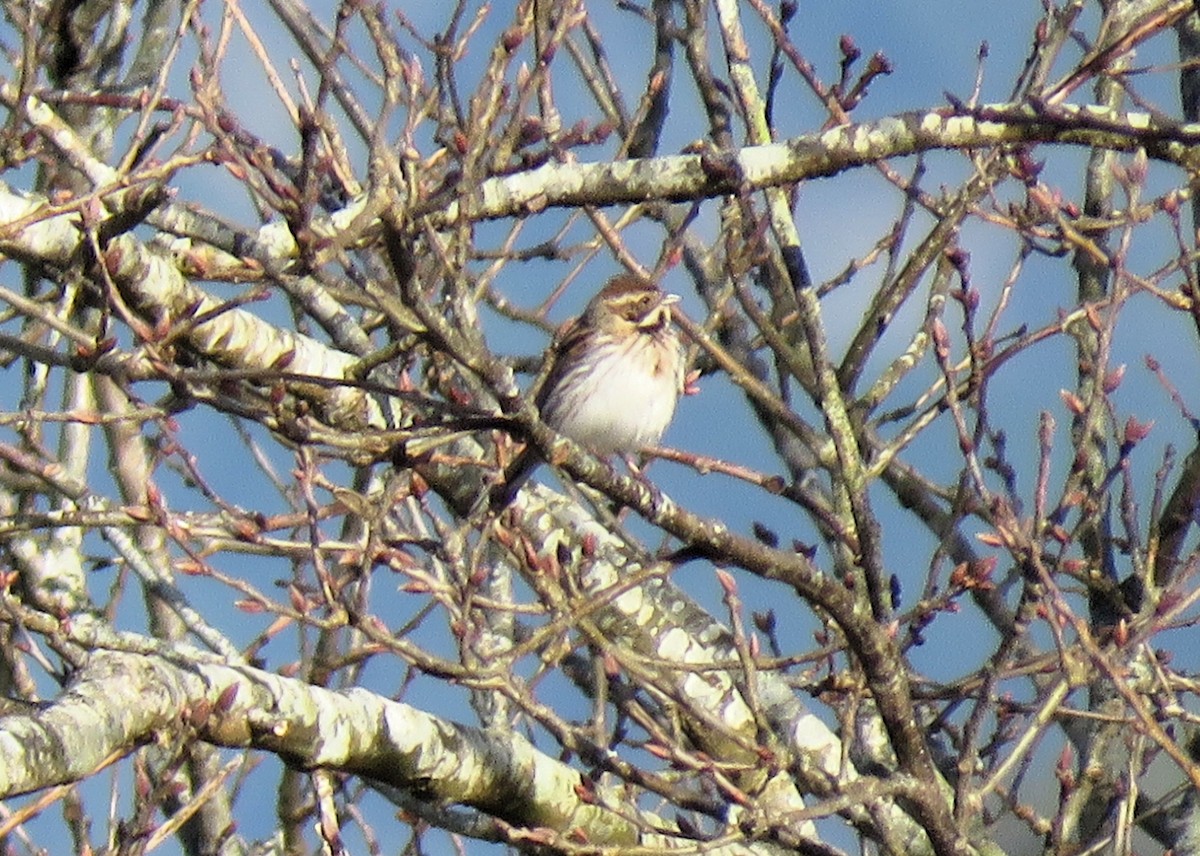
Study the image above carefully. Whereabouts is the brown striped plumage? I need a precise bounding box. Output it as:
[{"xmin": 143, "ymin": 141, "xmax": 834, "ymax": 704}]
[{"xmin": 492, "ymin": 275, "xmax": 685, "ymax": 507}]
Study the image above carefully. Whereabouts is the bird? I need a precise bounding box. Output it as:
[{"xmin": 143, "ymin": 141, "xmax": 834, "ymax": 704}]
[{"xmin": 490, "ymin": 274, "xmax": 686, "ymax": 509}]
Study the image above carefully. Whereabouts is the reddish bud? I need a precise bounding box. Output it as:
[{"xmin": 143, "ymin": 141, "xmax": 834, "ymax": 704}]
[
  {"xmin": 751, "ymin": 522, "xmax": 778, "ymax": 547},
  {"xmin": 1123, "ymin": 417, "xmax": 1153, "ymax": 444},
  {"xmin": 866, "ymin": 52, "xmax": 892, "ymax": 75},
  {"xmin": 215, "ymin": 683, "xmax": 240, "ymax": 712},
  {"xmin": 715, "ymin": 568, "xmax": 737, "ymax": 597},
  {"xmin": 270, "ymin": 349, "xmax": 296, "ymax": 370},
  {"xmin": 501, "ymin": 27, "xmax": 524, "ymax": 52},
  {"xmin": 518, "ymin": 116, "xmax": 544, "ymax": 146},
  {"xmin": 645, "ymin": 742, "xmax": 670, "ymax": 760},
  {"xmin": 176, "ymin": 560, "xmax": 208, "ymax": 576},
  {"xmin": 1059, "ymin": 390, "xmax": 1085, "ymax": 415},
  {"xmin": 1101, "ymin": 363, "xmax": 1126, "ymax": 394},
  {"xmin": 931, "ymin": 317, "xmax": 951, "ymax": 358}
]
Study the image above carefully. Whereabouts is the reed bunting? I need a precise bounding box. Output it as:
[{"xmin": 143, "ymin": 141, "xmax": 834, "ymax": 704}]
[{"xmin": 491, "ymin": 274, "xmax": 686, "ymax": 508}]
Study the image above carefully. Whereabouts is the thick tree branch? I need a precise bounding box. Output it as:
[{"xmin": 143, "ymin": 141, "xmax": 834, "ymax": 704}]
[{"xmin": 0, "ymin": 649, "xmax": 779, "ymax": 854}]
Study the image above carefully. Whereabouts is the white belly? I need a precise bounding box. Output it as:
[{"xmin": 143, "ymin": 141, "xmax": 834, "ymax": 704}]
[{"xmin": 542, "ymin": 339, "xmax": 680, "ymax": 455}]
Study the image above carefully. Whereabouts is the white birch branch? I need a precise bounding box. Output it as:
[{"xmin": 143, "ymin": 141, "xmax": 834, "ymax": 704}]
[{"xmin": 0, "ymin": 649, "xmax": 779, "ymax": 854}]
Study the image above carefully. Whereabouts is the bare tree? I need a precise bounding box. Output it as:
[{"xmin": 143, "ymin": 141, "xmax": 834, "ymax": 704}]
[{"xmin": 0, "ymin": 1, "xmax": 1198, "ymax": 854}]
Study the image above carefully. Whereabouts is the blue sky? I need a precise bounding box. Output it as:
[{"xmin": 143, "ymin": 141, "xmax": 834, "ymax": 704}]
[{"xmin": 4, "ymin": 2, "xmax": 1197, "ymax": 854}]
